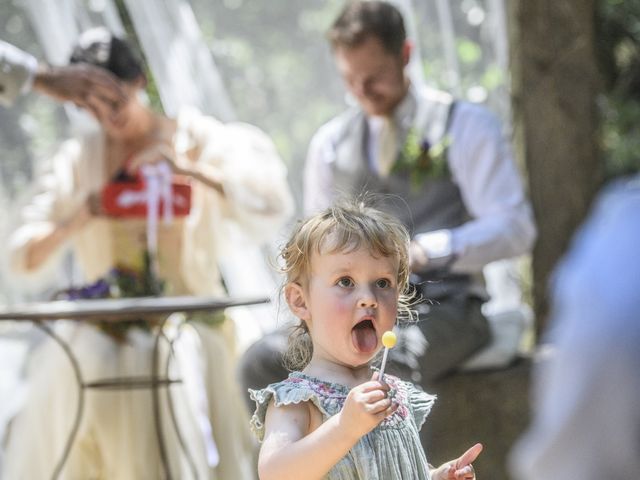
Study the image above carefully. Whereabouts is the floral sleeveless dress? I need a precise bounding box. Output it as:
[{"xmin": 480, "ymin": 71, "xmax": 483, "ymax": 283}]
[{"xmin": 250, "ymin": 372, "xmax": 435, "ymax": 479}]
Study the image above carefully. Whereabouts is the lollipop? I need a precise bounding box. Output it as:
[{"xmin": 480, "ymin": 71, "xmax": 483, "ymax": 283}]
[{"xmin": 378, "ymin": 330, "xmax": 397, "ymax": 381}]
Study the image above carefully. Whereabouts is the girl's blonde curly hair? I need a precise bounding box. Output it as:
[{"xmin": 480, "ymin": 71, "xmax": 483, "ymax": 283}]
[{"xmin": 280, "ymin": 198, "xmax": 414, "ymax": 371}]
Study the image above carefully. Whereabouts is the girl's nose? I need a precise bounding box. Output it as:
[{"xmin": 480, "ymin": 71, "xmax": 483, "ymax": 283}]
[{"xmin": 359, "ymin": 289, "xmax": 378, "ymax": 308}]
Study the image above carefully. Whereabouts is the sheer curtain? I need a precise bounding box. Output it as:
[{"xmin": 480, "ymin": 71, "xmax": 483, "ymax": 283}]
[
  {"xmin": 4, "ymin": 0, "xmax": 520, "ymax": 334},
  {"xmin": 22, "ymin": 0, "xmax": 125, "ymax": 65},
  {"xmin": 18, "ymin": 0, "xmax": 278, "ymax": 346},
  {"xmin": 123, "ymin": 0, "xmax": 284, "ymax": 347},
  {"xmin": 21, "ymin": 0, "xmax": 127, "ymax": 137},
  {"xmin": 123, "ymin": 0, "xmax": 235, "ymax": 120}
]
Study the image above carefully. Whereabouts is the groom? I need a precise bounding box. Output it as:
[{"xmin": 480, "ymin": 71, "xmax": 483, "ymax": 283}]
[{"xmin": 241, "ymin": 0, "xmax": 535, "ymax": 395}]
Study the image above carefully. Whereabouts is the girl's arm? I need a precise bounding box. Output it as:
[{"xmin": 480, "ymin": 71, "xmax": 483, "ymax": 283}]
[{"xmin": 258, "ymin": 380, "xmax": 395, "ymax": 480}]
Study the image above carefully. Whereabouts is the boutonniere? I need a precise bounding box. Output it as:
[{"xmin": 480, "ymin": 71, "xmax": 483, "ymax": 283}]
[{"xmin": 392, "ymin": 128, "xmax": 451, "ymax": 189}]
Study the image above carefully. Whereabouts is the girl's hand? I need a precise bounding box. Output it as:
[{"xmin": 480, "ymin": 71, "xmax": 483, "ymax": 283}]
[
  {"xmin": 431, "ymin": 443, "xmax": 483, "ymax": 480},
  {"xmin": 338, "ymin": 376, "xmax": 397, "ymax": 440}
]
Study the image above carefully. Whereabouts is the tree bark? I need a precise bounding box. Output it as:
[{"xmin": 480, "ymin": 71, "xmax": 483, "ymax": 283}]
[
  {"xmin": 508, "ymin": 0, "xmax": 604, "ymax": 334},
  {"xmin": 423, "ymin": 360, "xmax": 531, "ymax": 480}
]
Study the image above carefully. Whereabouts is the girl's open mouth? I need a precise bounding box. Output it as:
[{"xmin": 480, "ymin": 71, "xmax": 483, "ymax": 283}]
[{"xmin": 351, "ymin": 319, "xmax": 378, "ymax": 353}]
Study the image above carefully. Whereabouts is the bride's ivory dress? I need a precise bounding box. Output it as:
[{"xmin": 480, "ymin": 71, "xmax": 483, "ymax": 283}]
[{"xmin": 3, "ymin": 107, "xmax": 294, "ymax": 479}]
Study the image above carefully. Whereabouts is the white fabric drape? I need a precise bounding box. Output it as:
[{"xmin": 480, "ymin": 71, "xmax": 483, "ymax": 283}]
[
  {"xmin": 389, "ymin": 0, "xmax": 426, "ymax": 87},
  {"xmin": 21, "ymin": 0, "xmax": 125, "ymax": 65},
  {"xmin": 122, "ymin": 0, "xmax": 235, "ymax": 121}
]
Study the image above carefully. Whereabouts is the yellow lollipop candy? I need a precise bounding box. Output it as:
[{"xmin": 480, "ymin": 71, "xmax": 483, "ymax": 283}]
[
  {"xmin": 382, "ymin": 331, "xmax": 397, "ymax": 349},
  {"xmin": 379, "ymin": 330, "xmax": 396, "ymax": 381}
]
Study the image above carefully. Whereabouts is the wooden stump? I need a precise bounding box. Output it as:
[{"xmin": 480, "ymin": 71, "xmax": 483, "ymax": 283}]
[{"xmin": 421, "ymin": 358, "xmax": 531, "ymax": 480}]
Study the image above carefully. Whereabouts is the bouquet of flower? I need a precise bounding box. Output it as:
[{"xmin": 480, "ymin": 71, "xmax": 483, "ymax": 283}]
[{"xmin": 53, "ymin": 250, "xmax": 165, "ymax": 342}]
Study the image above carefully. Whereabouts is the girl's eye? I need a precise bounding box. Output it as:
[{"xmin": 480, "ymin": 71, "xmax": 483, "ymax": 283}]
[
  {"xmin": 337, "ymin": 277, "xmax": 354, "ymax": 288},
  {"xmin": 376, "ymin": 278, "xmax": 391, "ymax": 289}
]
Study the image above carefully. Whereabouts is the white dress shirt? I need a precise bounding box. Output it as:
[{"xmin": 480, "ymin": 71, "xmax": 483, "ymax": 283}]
[{"xmin": 305, "ymin": 84, "xmax": 536, "ymax": 274}]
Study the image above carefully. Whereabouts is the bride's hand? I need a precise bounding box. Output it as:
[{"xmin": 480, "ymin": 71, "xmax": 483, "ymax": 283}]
[
  {"xmin": 127, "ymin": 141, "xmax": 225, "ymax": 195},
  {"xmin": 127, "ymin": 143, "xmax": 182, "ymax": 175}
]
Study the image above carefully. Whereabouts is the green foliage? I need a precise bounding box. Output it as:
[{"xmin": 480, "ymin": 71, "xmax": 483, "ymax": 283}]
[
  {"xmin": 597, "ymin": 0, "xmax": 640, "ymax": 178},
  {"xmin": 600, "ymin": 97, "xmax": 640, "ymax": 176},
  {"xmin": 114, "ymin": 0, "xmax": 163, "ymax": 114},
  {"xmin": 457, "ymin": 38, "xmax": 482, "ymax": 64}
]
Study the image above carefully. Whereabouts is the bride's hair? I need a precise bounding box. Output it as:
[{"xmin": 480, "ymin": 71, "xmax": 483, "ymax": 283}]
[{"xmin": 69, "ymin": 27, "xmax": 145, "ymax": 82}]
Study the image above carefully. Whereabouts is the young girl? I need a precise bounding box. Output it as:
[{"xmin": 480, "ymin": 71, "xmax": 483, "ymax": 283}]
[{"xmin": 250, "ymin": 201, "xmax": 482, "ymax": 479}]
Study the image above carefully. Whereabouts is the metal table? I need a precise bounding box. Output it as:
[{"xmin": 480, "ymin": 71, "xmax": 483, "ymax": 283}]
[{"xmin": 0, "ymin": 295, "xmax": 269, "ymax": 480}]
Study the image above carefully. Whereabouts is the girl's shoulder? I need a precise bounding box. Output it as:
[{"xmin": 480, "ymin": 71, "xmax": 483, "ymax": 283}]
[{"xmin": 249, "ymin": 372, "xmax": 348, "ymax": 441}]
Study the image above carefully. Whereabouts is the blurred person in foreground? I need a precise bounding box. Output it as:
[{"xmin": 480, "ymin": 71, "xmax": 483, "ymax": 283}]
[
  {"xmin": 241, "ymin": 0, "xmax": 536, "ymax": 401},
  {"xmin": 509, "ymin": 174, "xmax": 640, "ymax": 479},
  {"xmin": 3, "ymin": 28, "xmax": 293, "ymax": 479}
]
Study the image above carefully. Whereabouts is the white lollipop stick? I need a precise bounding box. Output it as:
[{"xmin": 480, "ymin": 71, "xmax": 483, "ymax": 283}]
[{"xmin": 378, "ymin": 331, "xmax": 397, "ymax": 381}]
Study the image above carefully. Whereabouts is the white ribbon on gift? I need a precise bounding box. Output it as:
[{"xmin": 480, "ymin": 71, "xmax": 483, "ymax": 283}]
[
  {"xmin": 113, "ymin": 163, "xmax": 172, "ymax": 253},
  {"xmin": 136, "ymin": 162, "xmax": 174, "ymax": 254}
]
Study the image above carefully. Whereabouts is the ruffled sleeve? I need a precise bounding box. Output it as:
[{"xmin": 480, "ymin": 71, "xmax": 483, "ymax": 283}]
[
  {"xmin": 177, "ymin": 107, "xmax": 294, "ymax": 243},
  {"xmin": 249, "ymin": 380, "xmax": 335, "ymax": 442},
  {"xmin": 405, "ymin": 382, "xmax": 436, "ymax": 431}
]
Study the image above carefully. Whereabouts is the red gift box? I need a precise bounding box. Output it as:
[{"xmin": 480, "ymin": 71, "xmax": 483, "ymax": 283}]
[{"xmin": 102, "ymin": 176, "xmax": 191, "ymax": 218}]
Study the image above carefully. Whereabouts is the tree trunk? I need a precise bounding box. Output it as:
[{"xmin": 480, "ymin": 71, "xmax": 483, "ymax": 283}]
[
  {"xmin": 423, "ymin": 360, "xmax": 531, "ymax": 480},
  {"xmin": 508, "ymin": 0, "xmax": 604, "ymax": 334}
]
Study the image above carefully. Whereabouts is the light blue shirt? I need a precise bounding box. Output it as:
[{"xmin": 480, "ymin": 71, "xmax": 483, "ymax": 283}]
[{"xmin": 510, "ymin": 175, "xmax": 640, "ymax": 479}]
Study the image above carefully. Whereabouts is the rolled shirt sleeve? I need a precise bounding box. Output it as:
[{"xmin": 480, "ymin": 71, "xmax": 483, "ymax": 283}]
[{"xmin": 0, "ymin": 40, "xmax": 38, "ymax": 106}]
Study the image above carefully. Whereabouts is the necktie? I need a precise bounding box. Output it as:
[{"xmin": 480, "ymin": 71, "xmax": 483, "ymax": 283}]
[{"xmin": 377, "ymin": 117, "xmax": 397, "ymax": 177}]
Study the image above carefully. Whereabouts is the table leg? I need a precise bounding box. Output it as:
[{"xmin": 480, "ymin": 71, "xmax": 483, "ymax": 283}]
[
  {"xmin": 152, "ymin": 315, "xmax": 173, "ymax": 479},
  {"xmin": 162, "ymin": 326, "xmax": 199, "ymax": 479},
  {"xmin": 34, "ymin": 321, "xmax": 85, "ymax": 480}
]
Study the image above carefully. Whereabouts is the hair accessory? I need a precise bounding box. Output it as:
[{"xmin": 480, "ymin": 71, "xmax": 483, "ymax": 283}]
[{"xmin": 76, "ymin": 27, "xmax": 112, "ymax": 64}]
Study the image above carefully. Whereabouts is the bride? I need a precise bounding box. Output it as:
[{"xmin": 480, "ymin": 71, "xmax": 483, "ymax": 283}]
[{"xmin": 4, "ymin": 27, "xmax": 293, "ymax": 479}]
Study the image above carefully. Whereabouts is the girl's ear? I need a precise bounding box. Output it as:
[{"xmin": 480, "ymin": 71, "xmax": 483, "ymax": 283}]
[{"xmin": 284, "ymin": 282, "xmax": 310, "ymax": 321}]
